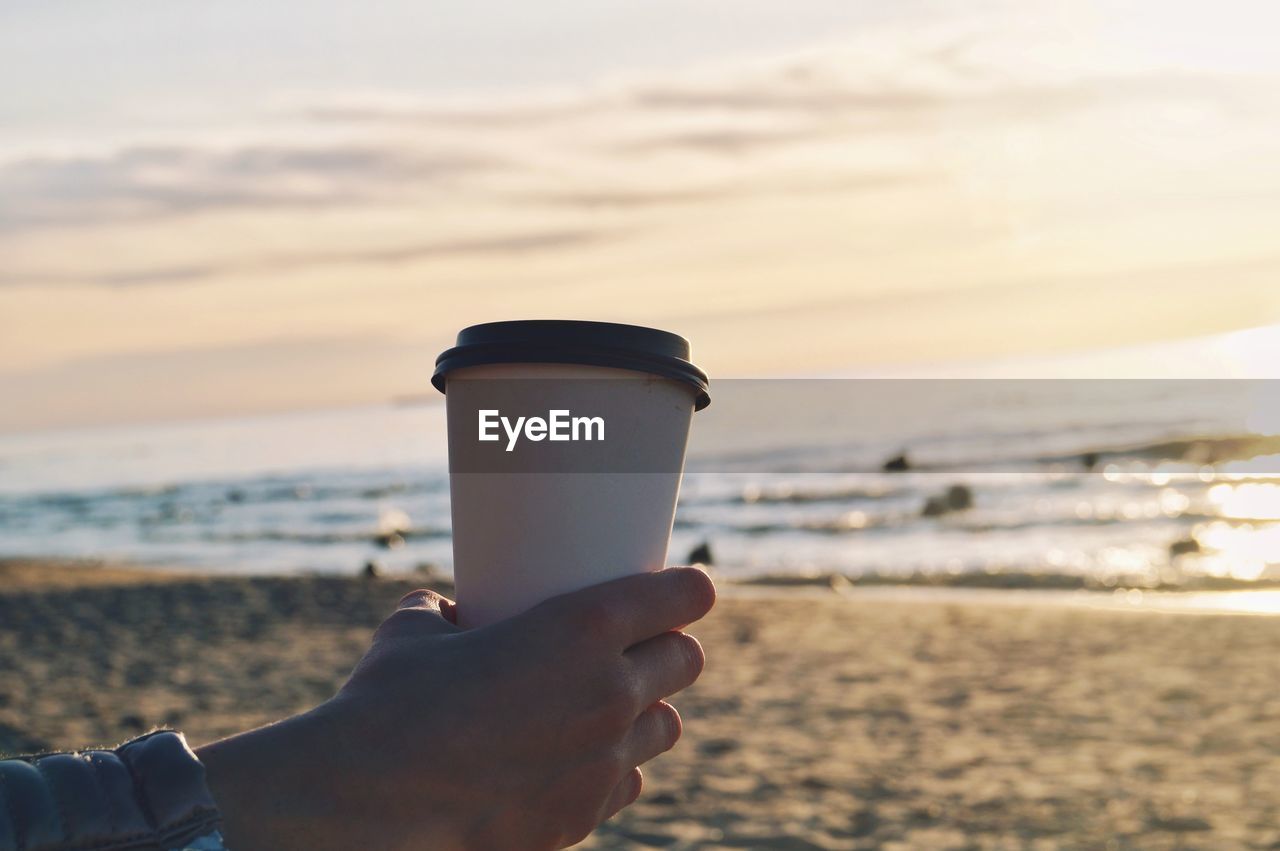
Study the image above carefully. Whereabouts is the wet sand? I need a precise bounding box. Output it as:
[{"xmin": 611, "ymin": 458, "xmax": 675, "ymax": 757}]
[{"xmin": 3, "ymin": 559, "xmax": 1280, "ymax": 849}]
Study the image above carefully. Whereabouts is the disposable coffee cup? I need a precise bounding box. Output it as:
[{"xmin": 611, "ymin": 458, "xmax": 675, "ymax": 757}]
[{"xmin": 433, "ymin": 320, "xmax": 710, "ymax": 628}]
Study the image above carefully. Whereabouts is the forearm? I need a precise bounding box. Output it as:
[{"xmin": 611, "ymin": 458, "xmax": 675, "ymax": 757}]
[
  {"xmin": 196, "ymin": 708, "xmax": 345, "ymax": 851},
  {"xmin": 195, "ymin": 703, "xmax": 452, "ymax": 851}
]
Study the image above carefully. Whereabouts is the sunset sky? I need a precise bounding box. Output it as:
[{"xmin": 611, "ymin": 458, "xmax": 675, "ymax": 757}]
[{"xmin": 3, "ymin": 0, "xmax": 1280, "ymax": 431}]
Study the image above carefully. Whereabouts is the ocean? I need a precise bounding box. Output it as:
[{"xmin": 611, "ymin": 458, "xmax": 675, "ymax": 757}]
[{"xmin": 2, "ymin": 379, "xmax": 1279, "ymax": 590}]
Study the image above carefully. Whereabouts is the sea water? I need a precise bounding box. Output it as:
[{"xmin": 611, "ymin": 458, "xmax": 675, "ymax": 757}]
[{"xmin": 2, "ymin": 379, "xmax": 1278, "ymax": 588}]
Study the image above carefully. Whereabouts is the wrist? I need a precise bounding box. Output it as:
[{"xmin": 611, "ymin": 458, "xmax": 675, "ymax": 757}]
[{"xmin": 196, "ymin": 706, "xmax": 350, "ymax": 851}]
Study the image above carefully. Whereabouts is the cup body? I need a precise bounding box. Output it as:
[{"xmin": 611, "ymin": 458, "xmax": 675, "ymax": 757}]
[{"xmin": 445, "ymin": 362, "xmax": 695, "ymax": 627}]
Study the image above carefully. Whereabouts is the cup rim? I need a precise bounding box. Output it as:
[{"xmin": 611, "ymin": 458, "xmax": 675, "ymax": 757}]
[{"xmin": 433, "ymin": 320, "xmax": 711, "ymax": 410}]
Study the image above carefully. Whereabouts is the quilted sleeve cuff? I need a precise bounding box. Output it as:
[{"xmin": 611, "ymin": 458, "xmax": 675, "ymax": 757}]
[{"xmin": 0, "ymin": 730, "xmax": 224, "ymax": 851}]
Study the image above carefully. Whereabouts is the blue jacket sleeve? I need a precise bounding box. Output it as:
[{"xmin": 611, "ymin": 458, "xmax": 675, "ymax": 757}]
[{"xmin": 0, "ymin": 730, "xmax": 225, "ymax": 851}]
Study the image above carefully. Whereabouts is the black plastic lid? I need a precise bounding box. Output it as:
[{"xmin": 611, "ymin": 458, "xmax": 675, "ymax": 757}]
[{"xmin": 433, "ymin": 320, "xmax": 710, "ymax": 410}]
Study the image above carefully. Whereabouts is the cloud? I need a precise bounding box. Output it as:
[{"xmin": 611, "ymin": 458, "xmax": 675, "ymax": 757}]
[
  {"xmin": 3, "ymin": 43, "xmax": 1253, "ymax": 232},
  {"xmin": 0, "ymin": 227, "xmax": 618, "ymax": 287},
  {"xmin": 522, "ymin": 186, "xmax": 741, "ymax": 209},
  {"xmin": 611, "ymin": 126, "xmax": 836, "ymax": 157},
  {"xmin": 302, "ymin": 95, "xmax": 601, "ymax": 128},
  {"xmin": 287, "ymin": 44, "xmax": 1261, "ymax": 167},
  {"xmin": 7, "ymin": 20, "xmax": 1280, "ymax": 431},
  {"xmin": 522, "ymin": 171, "xmax": 924, "ymax": 209},
  {"xmin": 3, "ymin": 34, "xmax": 1271, "ymax": 294},
  {"xmin": 608, "ymin": 69, "xmax": 1253, "ymax": 157},
  {"xmin": 0, "ymin": 143, "xmax": 505, "ymax": 233},
  {"xmin": 623, "ymin": 78, "xmax": 940, "ymax": 116},
  {"xmin": 0, "ymin": 333, "xmax": 434, "ymax": 432}
]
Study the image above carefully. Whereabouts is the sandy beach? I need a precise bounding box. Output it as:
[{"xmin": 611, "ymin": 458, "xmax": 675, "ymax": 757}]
[{"xmin": 3, "ymin": 559, "xmax": 1280, "ymax": 850}]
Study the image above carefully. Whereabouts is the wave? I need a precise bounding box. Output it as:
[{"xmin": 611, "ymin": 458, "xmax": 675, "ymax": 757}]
[
  {"xmin": 4, "ymin": 471, "xmax": 448, "ymax": 510},
  {"xmin": 688, "ymin": 432, "xmax": 1280, "ymax": 475},
  {"xmin": 676, "ymin": 508, "xmax": 1245, "ymax": 537},
  {"xmin": 192, "ymin": 526, "xmax": 451, "ymax": 546},
  {"xmin": 1035, "ymin": 434, "xmax": 1280, "ymax": 470},
  {"xmin": 731, "ymin": 570, "xmax": 1280, "ymax": 592},
  {"xmin": 729, "ymin": 483, "xmax": 911, "ymax": 506}
]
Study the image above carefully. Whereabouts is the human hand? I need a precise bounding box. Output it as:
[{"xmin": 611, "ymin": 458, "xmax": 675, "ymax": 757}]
[{"xmin": 198, "ymin": 566, "xmax": 716, "ymax": 851}]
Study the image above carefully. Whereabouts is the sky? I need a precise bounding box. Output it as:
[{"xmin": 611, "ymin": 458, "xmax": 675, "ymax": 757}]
[{"xmin": 3, "ymin": 0, "xmax": 1280, "ymax": 431}]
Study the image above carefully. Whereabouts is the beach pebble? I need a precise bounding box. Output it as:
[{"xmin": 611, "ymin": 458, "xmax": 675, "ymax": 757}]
[
  {"xmin": 374, "ymin": 507, "xmax": 412, "ymax": 549},
  {"xmin": 849, "ymin": 806, "xmax": 881, "ymax": 838},
  {"xmin": 882, "ymin": 452, "xmax": 911, "ymax": 472},
  {"xmin": 828, "ymin": 573, "xmax": 853, "ymax": 593},
  {"xmin": 374, "ymin": 532, "xmax": 405, "ymax": 550},
  {"xmin": 611, "ymin": 828, "xmax": 679, "ymax": 847},
  {"xmin": 698, "ymin": 737, "xmax": 739, "ymax": 757},
  {"xmin": 921, "ymin": 484, "xmax": 974, "ymax": 517},
  {"xmin": 118, "ymin": 713, "xmax": 146, "ymax": 732},
  {"xmin": 1146, "ymin": 814, "xmax": 1212, "ymax": 833},
  {"xmin": 687, "ymin": 541, "xmax": 714, "ymax": 566}
]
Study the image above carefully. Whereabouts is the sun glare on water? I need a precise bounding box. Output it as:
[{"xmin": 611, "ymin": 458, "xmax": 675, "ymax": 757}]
[
  {"xmin": 1187, "ymin": 481, "xmax": 1280, "ymax": 586},
  {"xmin": 1208, "ymin": 482, "xmax": 1280, "ymax": 522},
  {"xmin": 1176, "ymin": 590, "xmax": 1280, "ymax": 615}
]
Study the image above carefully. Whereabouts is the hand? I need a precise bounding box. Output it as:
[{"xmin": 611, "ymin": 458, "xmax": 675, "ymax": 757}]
[{"xmin": 197, "ymin": 566, "xmax": 716, "ymax": 851}]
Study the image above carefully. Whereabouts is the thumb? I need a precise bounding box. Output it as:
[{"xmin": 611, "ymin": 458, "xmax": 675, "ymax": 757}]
[
  {"xmin": 375, "ymin": 589, "xmax": 461, "ymax": 641},
  {"xmin": 400, "ymin": 588, "xmax": 460, "ymax": 624}
]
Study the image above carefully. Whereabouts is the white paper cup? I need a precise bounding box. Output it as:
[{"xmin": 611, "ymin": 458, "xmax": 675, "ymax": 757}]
[{"xmin": 433, "ymin": 322, "xmax": 710, "ymax": 628}]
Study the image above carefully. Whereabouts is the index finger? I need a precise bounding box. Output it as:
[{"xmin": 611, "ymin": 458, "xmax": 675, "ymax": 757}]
[{"xmin": 538, "ymin": 566, "xmax": 716, "ymax": 649}]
